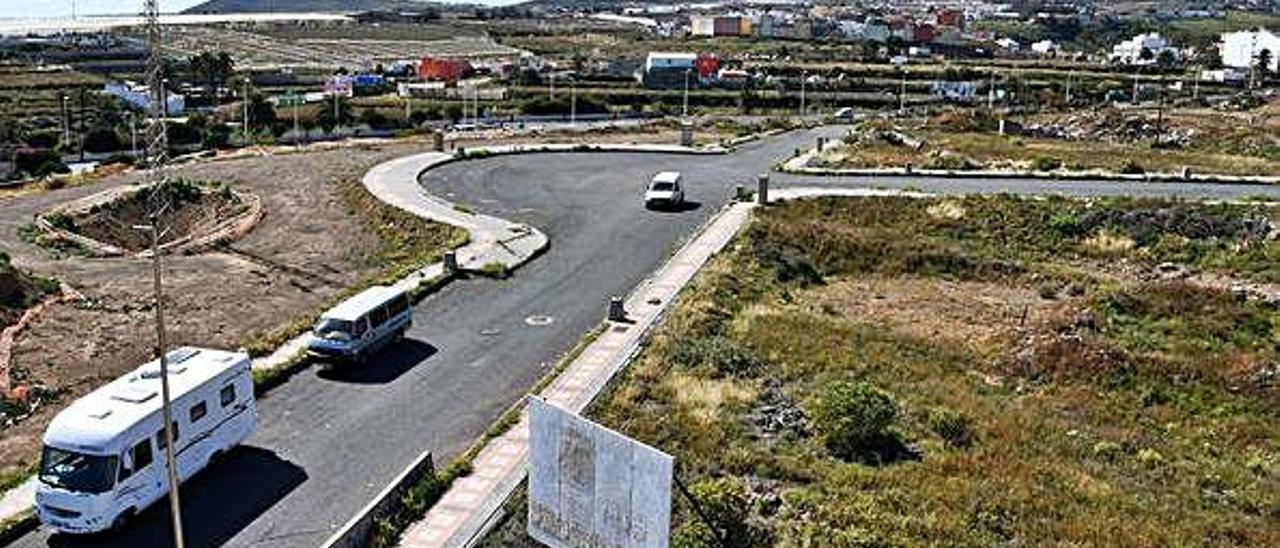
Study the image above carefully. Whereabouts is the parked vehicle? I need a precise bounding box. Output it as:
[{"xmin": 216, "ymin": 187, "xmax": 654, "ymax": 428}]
[
  {"xmin": 644, "ymin": 171, "xmax": 685, "ymax": 209},
  {"xmin": 35, "ymin": 347, "xmax": 256, "ymax": 534},
  {"xmin": 307, "ymin": 285, "xmax": 412, "ymax": 363}
]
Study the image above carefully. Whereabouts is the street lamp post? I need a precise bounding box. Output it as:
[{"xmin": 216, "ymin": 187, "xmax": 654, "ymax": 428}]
[
  {"xmin": 570, "ymin": 80, "xmax": 577, "ymax": 126},
  {"xmin": 129, "ymin": 112, "xmax": 138, "ymax": 158}
]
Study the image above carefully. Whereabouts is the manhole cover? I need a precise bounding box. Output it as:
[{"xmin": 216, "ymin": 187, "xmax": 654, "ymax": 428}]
[{"xmin": 525, "ymin": 315, "xmax": 555, "ymax": 327}]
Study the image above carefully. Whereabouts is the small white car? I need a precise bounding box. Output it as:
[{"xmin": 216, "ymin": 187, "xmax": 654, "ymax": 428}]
[{"xmin": 644, "ymin": 171, "xmax": 685, "ymax": 209}]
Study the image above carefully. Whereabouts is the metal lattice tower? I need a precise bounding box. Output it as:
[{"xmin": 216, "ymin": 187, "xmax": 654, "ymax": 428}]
[{"xmin": 143, "ymin": 0, "xmax": 170, "ymax": 208}]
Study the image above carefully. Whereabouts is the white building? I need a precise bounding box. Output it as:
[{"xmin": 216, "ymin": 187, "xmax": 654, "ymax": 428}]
[
  {"xmin": 995, "ymin": 38, "xmax": 1021, "ymax": 53},
  {"xmin": 1220, "ymin": 29, "xmax": 1280, "ymax": 73},
  {"xmin": 1031, "ymin": 40, "xmax": 1060, "ymax": 56},
  {"xmin": 1111, "ymin": 33, "xmax": 1177, "ymax": 65},
  {"xmin": 103, "ymin": 82, "xmax": 185, "ymax": 115}
]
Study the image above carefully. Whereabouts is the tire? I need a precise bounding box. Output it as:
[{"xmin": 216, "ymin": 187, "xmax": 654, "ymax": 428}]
[{"xmin": 110, "ymin": 508, "xmax": 136, "ymax": 531}]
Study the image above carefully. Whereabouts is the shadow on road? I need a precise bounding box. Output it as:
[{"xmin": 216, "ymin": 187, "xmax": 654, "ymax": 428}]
[
  {"xmin": 46, "ymin": 446, "xmax": 306, "ymax": 548},
  {"xmin": 316, "ymin": 338, "xmax": 437, "ymax": 384},
  {"xmin": 646, "ymin": 200, "xmax": 702, "ymax": 213}
]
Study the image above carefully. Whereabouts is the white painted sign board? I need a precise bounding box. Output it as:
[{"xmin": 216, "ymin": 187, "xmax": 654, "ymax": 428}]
[{"xmin": 528, "ymin": 397, "xmax": 674, "ymax": 548}]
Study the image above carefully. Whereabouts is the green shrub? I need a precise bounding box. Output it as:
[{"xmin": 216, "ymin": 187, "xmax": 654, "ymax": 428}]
[
  {"xmin": 809, "ymin": 381, "xmax": 899, "ymax": 460},
  {"xmin": 1119, "ymin": 159, "xmax": 1146, "ymax": 175},
  {"xmin": 671, "ymin": 477, "xmax": 770, "ymax": 548},
  {"xmin": 671, "ymin": 337, "xmax": 766, "ymax": 378},
  {"xmin": 1031, "ymin": 155, "xmax": 1063, "ymax": 172},
  {"xmin": 927, "ymin": 407, "xmax": 974, "ymax": 447},
  {"xmin": 43, "ymin": 212, "xmax": 76, "ymax": 231}
]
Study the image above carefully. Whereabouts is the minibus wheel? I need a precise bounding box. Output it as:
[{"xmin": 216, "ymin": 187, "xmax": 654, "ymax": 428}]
[{"xmin": 111, "ymin": 508, "xmax": 136, "ymax": 531}]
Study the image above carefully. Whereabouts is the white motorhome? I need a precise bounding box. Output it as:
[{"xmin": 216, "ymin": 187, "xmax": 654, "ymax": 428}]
[{"xmin": 35, "ymin": 347, "xmax": 256, "ymax": 534}]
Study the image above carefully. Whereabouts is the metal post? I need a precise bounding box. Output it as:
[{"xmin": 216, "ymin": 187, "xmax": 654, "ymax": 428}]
[
  {"xmin": 570, "ymin": 82, "xmax": 577, "ymax": 127},
  {"xmin": 60, "ymin": 94, "xmax": 70, "ymax": 147},
  {"xmin": 898, "ymin": 71, "xmax": 906, "ymax": 114},
  {"xmin": 608, "ymin": 296, "xmax": 626, "ymax": 322},
  {"xmin": 987, "ymin": 69, "xmax": 995, "ymax": 110},
  {"xmin": 756, "ymin": 173, "xmax": 769, "ymax": 205},
  {"xmin": 443, "ymin": 251, "xmax": 459, "ymax": 274},
  {"xmin": 292, "ymin": 92, "xmax": 300, "ymax": 150}
]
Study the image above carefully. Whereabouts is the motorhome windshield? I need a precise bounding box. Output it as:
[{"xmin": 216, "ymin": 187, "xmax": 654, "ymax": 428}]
[
  {"xmin": 39, "ymin": 446, "xmax": 117, "ymax": 494},
  {"xmin": 314, "ymin": 318, "xmax": 354, "ymax": 340}
]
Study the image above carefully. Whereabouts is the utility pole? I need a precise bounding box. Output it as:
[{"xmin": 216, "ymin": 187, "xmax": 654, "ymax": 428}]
[
  {"xmin": 570, "ymin": 80, "xmax": 577, "ymax": 126},
  {"xmin": 292, "ymin": 91, "xmax": 300, "ymax": 150},
  {"xmin": 78, "ymin": 87, "xmax": 86, "ymax": 162},
  {"xmin": 242, "ymin": 78, "xmax": 251, "ymax": 145},
  {"xmin": 129, "ymin": 111, "xmax": 138, "ymax": 158},
  {"xmin": 142, "ymin": 1, "xmax": 186, "ymax": 546},
  {"xmin": 60, "ymin": 94, "xmax": 70, "ymax": 147},
  {"xmin": 987, "ymin": 69, "xmax": 996, "ymax": 110},
  {"xmin": 682, "ymin": 69, "xmax": 690, "ymax": 118},
  {"xmin": 1065, "ymin": 70, "xmax": 1073, "ymax": 105},
  {"xmin": 799, "ymin": 71, "xmax": 807, "ymax": 117},
  {"xmin": 549, "ymin": 72, "xmax": 555, "ymax": 100},
  {"xmin": 898, "ymin": 70, "xmax": 906, "ymax": 114}
]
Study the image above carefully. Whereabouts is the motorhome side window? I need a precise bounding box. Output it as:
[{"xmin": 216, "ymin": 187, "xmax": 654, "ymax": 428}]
[
  {"xmin": 220, "ymin": 384, "xmax": 236, "ymax": 407},
  {"xmin": 156, "ymin": 421, "xmax": 180, "ymax": 450},
  {"xmin": 132, "ymin": 440, "xmax": 153, "ymax": 470},
  {"xmin": 190, "ymin": 401, "xmax": 207, "ymax": 422}
]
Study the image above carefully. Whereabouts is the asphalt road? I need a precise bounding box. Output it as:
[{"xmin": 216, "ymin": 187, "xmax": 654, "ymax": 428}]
[{"xmin": 16, "ymin": 126, "xmax": 1280, "ymax": 548}]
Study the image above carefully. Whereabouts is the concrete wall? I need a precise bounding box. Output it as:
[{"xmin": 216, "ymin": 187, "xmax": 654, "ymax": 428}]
[{"xmin": 321, "ymin": 450, "xmax": 435, "ymax": 548}]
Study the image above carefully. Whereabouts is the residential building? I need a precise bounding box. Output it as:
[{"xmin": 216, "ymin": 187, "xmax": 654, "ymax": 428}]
[
  {"xmin": 1111, "ymin": 33, "xmax": 1177, "ymax": 65},
  {"xmin": 103, "ymin": 81, "xmax": 185, "ymax": 114},
  {"xmin": 1220, "ymin": 29, "xmax": 1280, "ymax": 73},
  {"xmin": 642, "ymin": 52, "xmax": 698, "ymax": 89},
  {"xmin": 690, "ymin": 15, "xmax": 752, "ymax": 37}
]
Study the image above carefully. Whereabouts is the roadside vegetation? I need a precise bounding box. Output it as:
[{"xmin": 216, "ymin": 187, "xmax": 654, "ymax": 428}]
[
  {"xmin": 819, "ymin": 104, "xmax": 1280, "ymax": 177},
  {"xmin": 485, "ymin": 194, "xmax": 1280, "ymax": 546}
]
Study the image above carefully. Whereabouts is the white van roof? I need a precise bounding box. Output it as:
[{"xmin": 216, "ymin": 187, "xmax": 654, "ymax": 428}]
[
  {"xmin": 652, "ymin": 171, "xmax": 682, "ymax": 184},
  {"xmin": 321, "ymin": 285, "xmax": 403, "ymax": 322},
  {"xmin": 44, "ymin": 347, "xmax": 249, "ymax": 455}
]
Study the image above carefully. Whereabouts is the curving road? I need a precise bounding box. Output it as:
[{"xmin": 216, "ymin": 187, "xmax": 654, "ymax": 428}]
[{"xmin": 13, "ymin": 127, "xmax": 1280, "ymax": 548}]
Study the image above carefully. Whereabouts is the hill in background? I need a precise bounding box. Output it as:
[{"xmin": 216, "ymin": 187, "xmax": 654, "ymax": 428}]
[{"xmin": 183, "ymin": 0, "xmax": 445, "ymax": 14}]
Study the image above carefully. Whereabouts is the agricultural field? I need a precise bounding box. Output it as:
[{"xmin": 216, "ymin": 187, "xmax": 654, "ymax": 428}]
[
  {"xmin": 484, "ymin": 195, "xmax": 1279, "ymax": 546},
  {"xmin": 816, "ymin": 102, "xmax": 1280, "ymax": 177},
  {"xmin": 158, "ymin": 26, "xmax": 521, "ymax": 71}
]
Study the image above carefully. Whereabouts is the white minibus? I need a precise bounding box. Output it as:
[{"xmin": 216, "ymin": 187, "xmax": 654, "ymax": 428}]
[
  {"xmin": 35, "ymin": 347, "xmax": 257, "ymax": 533},
  {"xmin": 307, "ymin": 285, "xmax": 412, "ymax": 363}
]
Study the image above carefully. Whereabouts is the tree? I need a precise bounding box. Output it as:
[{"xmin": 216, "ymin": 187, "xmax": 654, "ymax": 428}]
[
  {"xmin": 1156, "ymin": 49, "xmax": 1178, "ymax": 70},
  {"xmin": 188, "ymin": 51, "xmax": 235, "ymax": 94},
  {"xmin": 82, "ymin": 126, "xmax": 124, "ymax": 153},
  {"xmin": 1138, "ymin": 47, "xmax": 1154, "ymax": 64},
  {"xmin": 1257, "ymin": 49, "xmax": 1274, "ymax": 81},
  {"xmin": 248, "ymin": 94, "xmax": 278, "ymax": 129}
]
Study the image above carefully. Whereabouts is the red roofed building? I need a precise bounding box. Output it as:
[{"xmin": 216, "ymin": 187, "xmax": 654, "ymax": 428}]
[
  {"xmin": 418, "ymin": 58, "xmax": 472, "ymax": 82},
  {"xmin": 935, "ymin": 8, "xmax": 965, "ymax": 29},
  {"xmin": 695, "ymin": 53, "xmax": 721, "ymax": 79}
]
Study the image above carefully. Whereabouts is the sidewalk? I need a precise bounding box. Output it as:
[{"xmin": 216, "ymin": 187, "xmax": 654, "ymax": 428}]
[{"xmin": 397, "ymin": 201, "xmax": 756, "ymax": 548}]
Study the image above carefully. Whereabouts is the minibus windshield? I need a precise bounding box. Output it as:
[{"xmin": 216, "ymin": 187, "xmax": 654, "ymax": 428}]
[
  {"xmin": 39, "ymin": 446, "xmax": 117, "ymax": 494},
  {"xmin": 314, "ymin": 318, "xmax": 354, "ymax": 341}
]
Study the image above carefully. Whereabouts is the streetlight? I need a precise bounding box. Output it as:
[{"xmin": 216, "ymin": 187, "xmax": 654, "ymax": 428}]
[
  {"xmin": 133, "ymin": 219, "xmax": 185, "ymax": 548},
  {"xmin": 570, "ymin": 80, "xmax": 577, "ymax": 127}
]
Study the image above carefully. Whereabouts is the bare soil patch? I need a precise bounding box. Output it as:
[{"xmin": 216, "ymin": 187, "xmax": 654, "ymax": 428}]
[{"xmin": 0, "ymin": 142, "xmax": 449, "ymax": 476}]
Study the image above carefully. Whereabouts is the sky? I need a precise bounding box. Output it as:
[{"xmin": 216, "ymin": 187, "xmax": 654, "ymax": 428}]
[{"xmin": 1, "ymin": 1, "xmax": 516, "ymax": 19}]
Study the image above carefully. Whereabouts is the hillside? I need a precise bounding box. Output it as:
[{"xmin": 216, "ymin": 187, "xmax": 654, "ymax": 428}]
[{"xmin": 183, "ymin": 0, "xmax": 443, "ymax": 14}]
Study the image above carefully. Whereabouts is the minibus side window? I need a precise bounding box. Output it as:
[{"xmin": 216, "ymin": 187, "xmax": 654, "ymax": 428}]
[
  {"xmin": 370, "ymin": 305, "xmax": 389, "ymax": 329},
  {"xmin": 389, "ymin": 295, "xmax": 408, "ymax": 316},
  {"xmin": 353, "ymin": 317, "xmax": 368, "ymax": 338}
]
